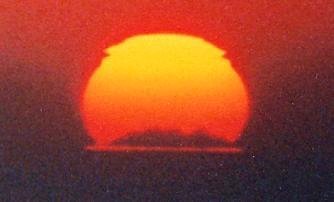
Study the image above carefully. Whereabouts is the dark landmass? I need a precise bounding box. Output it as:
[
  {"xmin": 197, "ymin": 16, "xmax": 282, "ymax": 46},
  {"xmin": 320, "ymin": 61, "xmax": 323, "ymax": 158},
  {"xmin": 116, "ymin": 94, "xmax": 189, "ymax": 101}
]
[{"xmin": 112, "ymin": 131, "xmax": 237, "ymax": 147}]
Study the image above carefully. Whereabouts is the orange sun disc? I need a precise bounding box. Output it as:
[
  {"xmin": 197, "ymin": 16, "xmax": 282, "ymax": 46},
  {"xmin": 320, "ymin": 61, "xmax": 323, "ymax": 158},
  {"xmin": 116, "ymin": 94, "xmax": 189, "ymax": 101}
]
[{"xmin": 81, "ymin": 34, "xmax": 250, "ymax": 147}]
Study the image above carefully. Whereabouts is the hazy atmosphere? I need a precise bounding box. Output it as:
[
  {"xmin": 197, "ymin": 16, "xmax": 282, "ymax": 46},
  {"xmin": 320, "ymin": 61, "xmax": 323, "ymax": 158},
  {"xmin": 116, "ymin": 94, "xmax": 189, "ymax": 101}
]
[{"xmin": 0, "ymin": 1, "xmax": 333, "ymax": 200}]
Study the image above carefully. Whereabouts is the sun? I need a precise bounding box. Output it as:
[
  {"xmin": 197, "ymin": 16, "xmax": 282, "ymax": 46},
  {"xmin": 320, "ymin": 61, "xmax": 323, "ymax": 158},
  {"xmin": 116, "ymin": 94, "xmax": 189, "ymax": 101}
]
[{"xmin": 81, "ymin": 34, "xmax": 250, "ymax": 148}]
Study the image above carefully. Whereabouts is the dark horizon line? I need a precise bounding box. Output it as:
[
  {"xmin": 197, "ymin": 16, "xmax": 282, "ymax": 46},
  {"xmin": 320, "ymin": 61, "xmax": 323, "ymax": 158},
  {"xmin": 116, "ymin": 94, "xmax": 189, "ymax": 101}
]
[{"xmin": 85, "ymin": 145, "xmax": 242, "ymax": 153}]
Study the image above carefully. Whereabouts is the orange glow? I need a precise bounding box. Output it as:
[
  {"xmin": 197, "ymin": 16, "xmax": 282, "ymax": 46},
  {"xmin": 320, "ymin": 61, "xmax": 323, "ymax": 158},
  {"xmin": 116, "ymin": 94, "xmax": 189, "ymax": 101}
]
[{"xmin": 81, "ymin": 34, "xmax": 250, "ymax": 147}]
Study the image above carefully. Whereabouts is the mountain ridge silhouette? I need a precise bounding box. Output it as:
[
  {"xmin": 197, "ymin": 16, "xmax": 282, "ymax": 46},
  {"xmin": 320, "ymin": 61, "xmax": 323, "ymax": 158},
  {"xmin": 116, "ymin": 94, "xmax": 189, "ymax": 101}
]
[{"xmin": 111, "ymin": 131, "xmax": 237, "ymax": 147}]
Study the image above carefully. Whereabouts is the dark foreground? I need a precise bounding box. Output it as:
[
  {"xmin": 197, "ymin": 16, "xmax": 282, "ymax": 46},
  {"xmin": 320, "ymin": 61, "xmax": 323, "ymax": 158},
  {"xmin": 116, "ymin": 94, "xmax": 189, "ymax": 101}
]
[{"xmin": 0, "ymin": 148, "xmax": 332, "ymax": 201}]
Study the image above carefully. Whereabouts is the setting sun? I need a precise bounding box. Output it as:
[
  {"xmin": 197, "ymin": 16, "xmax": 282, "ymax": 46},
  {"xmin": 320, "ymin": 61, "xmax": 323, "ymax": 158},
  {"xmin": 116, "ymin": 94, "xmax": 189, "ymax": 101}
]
[{"xmin": 81, "ymin": 34, "xmax": 250, "ymax": 148}]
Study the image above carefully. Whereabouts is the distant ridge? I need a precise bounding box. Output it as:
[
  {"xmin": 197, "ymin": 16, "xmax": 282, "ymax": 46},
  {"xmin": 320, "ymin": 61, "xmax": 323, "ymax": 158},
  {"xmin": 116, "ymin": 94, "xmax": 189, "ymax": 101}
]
[{"xmin": 111, "ymin": 131, "xmax": 237, "ymax": 147}]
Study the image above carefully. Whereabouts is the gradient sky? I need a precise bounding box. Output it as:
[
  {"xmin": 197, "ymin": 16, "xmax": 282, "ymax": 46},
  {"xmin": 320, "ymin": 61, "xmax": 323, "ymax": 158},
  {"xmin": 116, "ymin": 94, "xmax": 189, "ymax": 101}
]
[
  {"xmin": 1, "ymin": 0, "xmax": 332, "ymax": 151},
  {"xmin": 0, "ymin": 1, "xmax": 333, "ymax": 199}
]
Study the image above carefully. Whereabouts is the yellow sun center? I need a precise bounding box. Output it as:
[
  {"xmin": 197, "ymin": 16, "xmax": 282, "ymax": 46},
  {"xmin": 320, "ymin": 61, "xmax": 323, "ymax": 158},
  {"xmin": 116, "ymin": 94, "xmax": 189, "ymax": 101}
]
[{"xmin": 81, "ymin": 34, "xmax": 250, "ymax": 147}]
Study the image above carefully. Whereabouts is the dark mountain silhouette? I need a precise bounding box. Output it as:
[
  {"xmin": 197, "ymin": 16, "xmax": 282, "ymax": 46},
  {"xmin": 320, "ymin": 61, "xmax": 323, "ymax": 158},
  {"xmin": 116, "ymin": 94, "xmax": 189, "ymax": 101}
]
[{"xmin": 112, "ymin": 130, "xmax": 237, "ymax": 147}]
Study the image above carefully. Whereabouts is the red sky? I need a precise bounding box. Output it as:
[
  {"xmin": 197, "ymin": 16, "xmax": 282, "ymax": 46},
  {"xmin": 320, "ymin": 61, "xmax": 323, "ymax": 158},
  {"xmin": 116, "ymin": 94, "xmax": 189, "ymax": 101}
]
[
  {"xmin": 0, "ymin": 0, "xmax": 333, "ymax": 151},
  {"xmin": 0, "ymin": 1, "xmax": 333, "ymax": 200}
]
